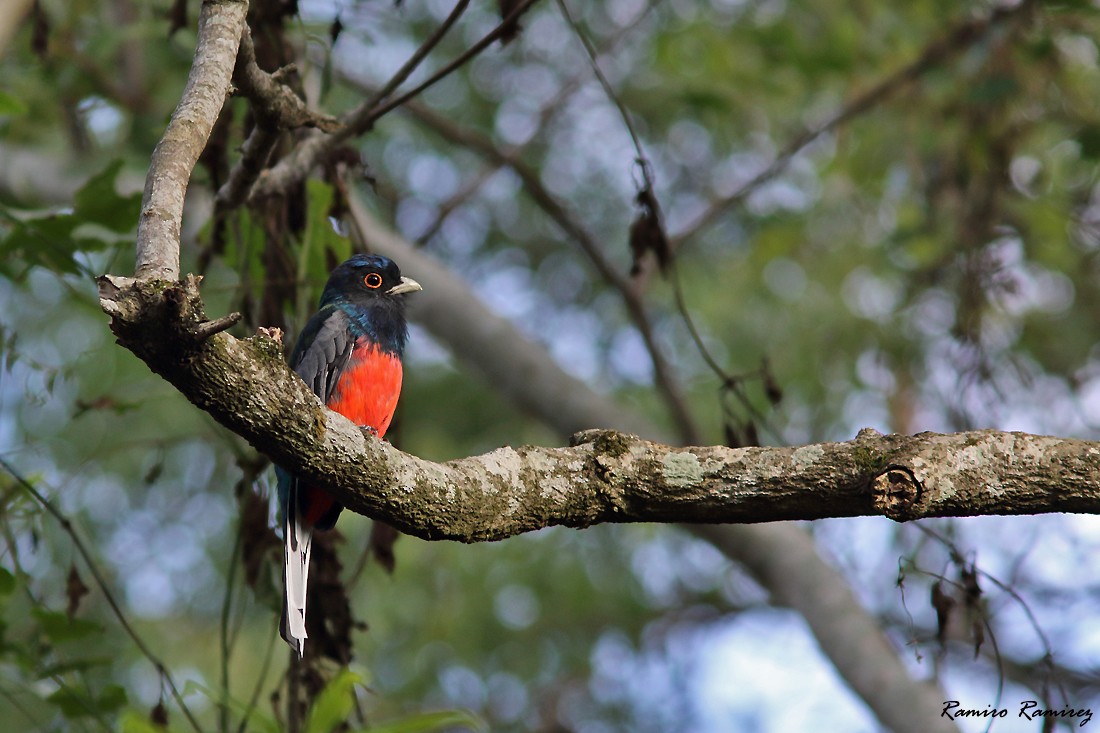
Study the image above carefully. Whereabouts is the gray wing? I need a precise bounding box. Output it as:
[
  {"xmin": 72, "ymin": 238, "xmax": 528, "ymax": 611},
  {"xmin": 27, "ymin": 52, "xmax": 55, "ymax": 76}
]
[{"xmin": 290, "ymin": 306, "xmax": 355, "ymax": 404}]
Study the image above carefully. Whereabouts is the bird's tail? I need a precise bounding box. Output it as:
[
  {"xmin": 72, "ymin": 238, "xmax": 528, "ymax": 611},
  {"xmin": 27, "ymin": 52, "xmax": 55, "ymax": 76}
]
[{"xmin": 281, "ymin": 479, "xmax": 312, "ymax": 657}]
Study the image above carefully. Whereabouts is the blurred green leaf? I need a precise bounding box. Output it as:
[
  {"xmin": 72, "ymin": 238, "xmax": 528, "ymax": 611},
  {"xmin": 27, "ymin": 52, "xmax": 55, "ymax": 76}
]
[
  {"xmin": 0, "ymin": 90, "xmax": 27, "ymax": 116},
  {"xmin": 306, "ymin": 669, "xmax": 362, "ymax": 733},
  {"xmin": 360, "ymin": 710, "xmax": 485, "ymax": 733},
  {"xmin": 46, "ymin": 683, "xmax": 127, "ymax": 718},
  {"xmin": 120, "ymin": 709, "xmax": 179, "ymax": 733},
  {"xmin": 0, "ymin": 160, "xmax": 137, "ymax": 276},
  {"xmin": 1077, "ymin": 124, "xmax": 1100, "ymax": 160},
  {"xmin": 72, "ymin": 160, "xmax": 142, "ymax": 234},
  {"xmin": 36, "ymin": 657, "xmax": 113, "ymax": 679},
  {"xmin": 31, "ymin": 608, "xmax": 103, "ymax": 643},
  {"xmin": 967, "ymin": 75, "xmax": 1019, "ymax": 104},
  {"xmin": 0, "ymin": 567, "xmax": 16, "ymax": 595}
]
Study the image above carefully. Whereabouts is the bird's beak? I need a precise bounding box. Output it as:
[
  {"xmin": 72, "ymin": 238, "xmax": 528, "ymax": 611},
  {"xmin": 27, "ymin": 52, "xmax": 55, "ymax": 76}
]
[{"xmin": 387, "ymin": 276, "xmax": 423, "ymax": 295}]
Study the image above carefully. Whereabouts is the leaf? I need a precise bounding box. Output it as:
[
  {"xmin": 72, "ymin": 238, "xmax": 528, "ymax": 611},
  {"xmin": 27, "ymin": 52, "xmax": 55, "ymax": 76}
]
[
  {"xmin": 122, "ymin": 710, "xmax": 169, "ymax": 733},
  {"xmin": 358, "ymin": 710, "xmax": 485, "ymax": 733},
  {"xmin": 47, "ymin": 683, "xmax": 127, "ymax": 718},
  {"xmin": 66, "ymin": 562, "xmax": 90, "ymax": 618},
  {"xmin": 73, "ymin": 160, "xmax": 142, "ymax": 234},
  {"xmin": 0, "ymin": 159, "xmax": 140, "ymax": 276},
  {"xmin": 302, "ymin": 179, "xmax": 351, "ymax": 287},
  {"xmin": 497, "ymin": 0, "xmax": 524, "ymax": 44},
  {"xmin": 760, "ymin": 359, "xmax": 783, "ymax": 405},
  {"xmin": 930, "ymin": 580, "xmax": 955, "ymax": 647},
  {"xmin": 36, "ymin": 656, "xmax": 112, "ymax": 679},
  {"xmin": 628, "ymin": 184, "xmax": 671, "ymax": 276},
  {"xmin": 960, "ymin": 565, "xmax": 984, "ymax": 658},
  {"xmin": 0, "ymin": 90, "xmax": 27, "ymax": 116},
  {"xmin": 961, "ymin": 565, "xmax": 982, "ymax": 605},
  {"xmin": 306, "ymin": 669, "xmax": 362, "ymax": 733},
  {"xmin": 150, "ymin": 700, "xmax": 169, "ymax": 727},
  {"xmin": 967, "ymin": 75, "xmax": 1018, "ymax": 104},
  {"xmin": 369, "ymin": 521, "xmax": 400, "ymax": 574},
  {"xmin": 0, "ymin": 210, "xmax": 79, "ymax": 271},
  {"xmin": 1078, "ymin": 125, "xmax": 1100, "ymax": 161},
  {"xmin": 99, "ymin": 684, "xmax": 130, "ymax": 713},
  {"xmin": 32, "ymin": 608, "xmax": 103, "ymax": 642},
  {"xmin": 970, "ymin": 615, "xmax": 985, "ymax": 660},
  {"xmin": 0, "ymin": 566, "xmax": 16, "ymax": 595}
]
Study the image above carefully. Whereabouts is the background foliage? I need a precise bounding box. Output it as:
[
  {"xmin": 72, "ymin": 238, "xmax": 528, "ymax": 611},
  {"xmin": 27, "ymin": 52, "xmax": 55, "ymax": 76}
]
[{"xmin": 3, "ymin": 0, "xmax": 1100, "ymax": 731}]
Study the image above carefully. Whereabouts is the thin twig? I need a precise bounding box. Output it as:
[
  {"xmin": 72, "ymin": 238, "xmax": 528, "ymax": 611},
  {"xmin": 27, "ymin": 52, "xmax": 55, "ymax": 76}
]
[
  {"xmin": 193, "ymin": 312, "xmax": 243, "ymax": 341},
  {"xmin": 214, "ymin": 26, "xmax": 343, "ymax": 218},
  {"xmin": 359, "ymin": 0, "xmax": 472, "ymax": 115},
  {"xmin": 0, "ymin": 459, "xmax": 204, "ymax": 733},
  {"xmin": 555, "ymin": 0, "xmax": 726, "ymax": 446},
  {"xmin": 554, "ymin": 0, "xmax": 646, "ymax": 168},
  {"xmin": 219, "ymin": 518, "xmax": 244, "ymax": 733},
  {"xmin": 213, "ymin": 125, "xmax": 280, "ymax": 217},
  {"xmin": 233, "ymin": 29, "xmax": 340, "ymax": 132},
  {"xmin": 911, "ymin": 521, "xmax": 1072, "ymax": 722},
  {"xmin": 668, "ymin": 264, "xmax": 777, "ymax": 441},
  {"xmin": 333, "ymin": 0, "xmax": 661, "ymax": 252},
  {"xmin": 416, "ymin": 166, "xmax": 500, "ymax": 245},
  {"xmin": 221, "ymin": 0, "xmax": 468, "ymax": 216},
  {"xmin": 357, "ymin": 0, "xmax": 541, "ymax": 126},
  {"xmin": 235, "ymin": 628, "xmax": 278, "ymax": 733}
]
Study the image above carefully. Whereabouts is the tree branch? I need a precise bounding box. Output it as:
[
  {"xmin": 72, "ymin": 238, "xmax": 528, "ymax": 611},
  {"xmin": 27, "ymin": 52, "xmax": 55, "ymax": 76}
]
[
  {"xmin": 96, "ymin": 275, "xmax": 1100, "ymax": 539},
  {"xmin": 135, "ymin": 0, "xmax": 248, "ymax": 281}
]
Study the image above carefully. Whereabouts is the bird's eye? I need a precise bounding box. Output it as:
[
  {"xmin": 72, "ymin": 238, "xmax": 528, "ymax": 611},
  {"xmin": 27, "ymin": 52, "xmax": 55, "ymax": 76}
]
[{"xmin": 364, "ymin": 273, "xmax": 383, "ymax": 289}]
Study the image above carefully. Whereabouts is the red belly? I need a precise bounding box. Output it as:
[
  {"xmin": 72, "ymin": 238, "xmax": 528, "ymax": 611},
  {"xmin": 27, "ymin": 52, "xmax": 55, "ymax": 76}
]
[{"xmin": 327, "ymin": 343, "xmax": 403, "ymax": 438}]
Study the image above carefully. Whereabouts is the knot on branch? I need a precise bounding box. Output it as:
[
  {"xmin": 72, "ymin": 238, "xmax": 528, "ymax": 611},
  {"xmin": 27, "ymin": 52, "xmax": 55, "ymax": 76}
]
[
  {"xmin": 569, "ymin": 428, "xmax": 634, "ymax": 454},
  {"xmin": 570, "ymin": 428, "xmax": 634, "ymax": 479},
  {"xmin": 97, "ymin": 274, "xmax": 242, "ymax": 361},
  {"xmin": 872, "ymin": 466, "xmax": 922, "ymax": 522}
]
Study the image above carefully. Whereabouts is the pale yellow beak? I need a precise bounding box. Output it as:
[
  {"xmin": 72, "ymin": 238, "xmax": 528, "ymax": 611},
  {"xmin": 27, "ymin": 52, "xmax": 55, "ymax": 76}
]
[{"xmin": 387, "ymin": 277, "xmax": 423, "ymax": 295}]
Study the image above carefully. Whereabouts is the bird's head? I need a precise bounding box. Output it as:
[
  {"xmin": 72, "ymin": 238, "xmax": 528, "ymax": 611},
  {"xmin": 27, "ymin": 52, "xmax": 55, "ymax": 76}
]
[{"xmin": 320, "ymin": 254, "xmax": 423, "ymax": 309}]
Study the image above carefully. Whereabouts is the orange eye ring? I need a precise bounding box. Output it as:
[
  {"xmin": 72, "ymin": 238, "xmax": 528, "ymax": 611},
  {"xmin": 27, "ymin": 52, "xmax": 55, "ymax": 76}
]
[{"xmin": 364, "ymin": 273, "xmax": 383, "ymax": 289}]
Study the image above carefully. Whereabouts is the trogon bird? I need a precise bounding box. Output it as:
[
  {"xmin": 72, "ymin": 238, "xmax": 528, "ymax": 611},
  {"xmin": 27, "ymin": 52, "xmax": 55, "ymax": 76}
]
[{"xmin": 277, "ymin": 254, "xmax": 422, "ymax": 655}]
